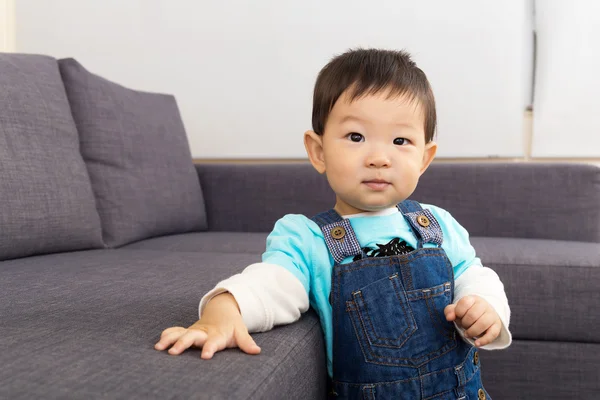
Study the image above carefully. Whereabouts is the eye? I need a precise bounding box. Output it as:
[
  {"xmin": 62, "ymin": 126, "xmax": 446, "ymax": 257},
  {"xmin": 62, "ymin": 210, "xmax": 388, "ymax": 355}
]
[
  {"xmin": 393, "ymin": 137, "xmax": 410, "ymax": 146},
  {"xmin": 347, "ymin": 132, "xmax": 364, "ymax": 142}
]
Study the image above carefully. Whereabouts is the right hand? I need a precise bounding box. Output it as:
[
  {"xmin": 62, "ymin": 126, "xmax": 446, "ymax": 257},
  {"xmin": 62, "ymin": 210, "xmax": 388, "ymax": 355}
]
[{"xmin": 154, "ymin": 292, "xmax": 261, "ymax": 359}]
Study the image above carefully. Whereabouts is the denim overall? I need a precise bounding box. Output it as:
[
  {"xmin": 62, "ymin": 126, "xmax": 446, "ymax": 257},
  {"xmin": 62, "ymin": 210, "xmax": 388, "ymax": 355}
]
[{"xmin": 312, "ymin": 200, "xmax": 490, "ymax": 400}]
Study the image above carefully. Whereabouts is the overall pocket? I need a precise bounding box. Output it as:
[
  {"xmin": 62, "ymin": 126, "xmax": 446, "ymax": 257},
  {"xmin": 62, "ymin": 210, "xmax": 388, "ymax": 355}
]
[
  {"xmin": 347, "ymin": 276, "xmax": 457, "ymax": 367},
  {"xmin": 346, "ymin": 273, "xmax": 417, "ymax": 358},
  {"xmin": 403, "ymin": 282, "xmax": 457, "ymax": 363}
]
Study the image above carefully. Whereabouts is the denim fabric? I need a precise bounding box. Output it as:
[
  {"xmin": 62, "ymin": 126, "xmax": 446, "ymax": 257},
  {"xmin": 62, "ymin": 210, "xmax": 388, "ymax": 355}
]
[{"xmin": 313, "ymin": 200, "xmax": 491, "ymax": 399}]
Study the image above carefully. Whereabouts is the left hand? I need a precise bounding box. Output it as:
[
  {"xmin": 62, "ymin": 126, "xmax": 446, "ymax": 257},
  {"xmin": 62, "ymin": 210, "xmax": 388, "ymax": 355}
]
[{"xmin": 444, "ymin": 295, "xmax": 502, "ymax": 347}]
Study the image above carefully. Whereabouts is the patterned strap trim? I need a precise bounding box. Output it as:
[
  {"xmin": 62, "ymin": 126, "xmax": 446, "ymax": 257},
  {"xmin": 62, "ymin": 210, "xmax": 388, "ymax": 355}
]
[
  {"xmin": 403, "ymin": 208, "xmax": 444, "ymax": 246},
  {"xmin": 320, "ymin": 219, "xmax": 362, "ymax": 264}
]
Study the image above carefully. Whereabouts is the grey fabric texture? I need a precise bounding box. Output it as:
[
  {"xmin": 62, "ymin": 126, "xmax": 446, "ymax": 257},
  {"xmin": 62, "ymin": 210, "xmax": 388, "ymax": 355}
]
[
  {"xmin": 58, "ymin": 58, "xmax": 207, "ymax": 247},
  {"xmin": 2, "ymin": 159, "xmax": 599, "ymax": 398},
  {"xmin": 127, "ymin": 233, "xmax": 600, "ymax": 342},
  {"xmin": 0, "ymin": 53, "xmax": 103, "ymax": 261},
  {"xmin": 0, "ymin": 249, "xmax": 326, "ymax": 400},
  {"xmin": 413, "ymin": 162, "xmax": 600, "ymax": 242},
  {"xmin": 471, "ymin": 237, "xmax": 600, "ymax": 342},
  {"xmin": 197, "ymin": 162, "xmax": 600, "ymax": 242},
  {"xmin": 124, "ymin": 231, "xmax": 268, "ymax": 254},
  {"xmin": 196, "ymin": 163, "xmax": 334, "ymax": 232},
  {"xmin": 481, "ymin": 340, "xmax": 599, "ymax": 399}
]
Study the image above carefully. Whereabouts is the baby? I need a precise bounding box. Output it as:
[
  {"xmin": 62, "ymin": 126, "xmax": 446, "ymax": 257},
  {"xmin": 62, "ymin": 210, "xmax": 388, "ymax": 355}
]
[{"xmin": 156, "ymin": 48, "xmax": 511, "ymax": 399}]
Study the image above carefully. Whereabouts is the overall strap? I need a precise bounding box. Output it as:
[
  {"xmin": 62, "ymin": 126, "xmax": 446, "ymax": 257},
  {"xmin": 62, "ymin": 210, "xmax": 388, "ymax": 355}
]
[
  {"xmin": 397, "ymin": 200, "xmax": 444, "ymax": 247},
  {"xmin": 311, "ymin": 209, "xmax": 363, "ymax": 264}
]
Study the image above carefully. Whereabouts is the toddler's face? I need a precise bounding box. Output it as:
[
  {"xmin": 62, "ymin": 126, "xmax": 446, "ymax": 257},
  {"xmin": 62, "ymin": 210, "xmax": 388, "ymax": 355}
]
[{"xmin": 309, "ymin": 89, "xmax": 437, "ymax": 216}]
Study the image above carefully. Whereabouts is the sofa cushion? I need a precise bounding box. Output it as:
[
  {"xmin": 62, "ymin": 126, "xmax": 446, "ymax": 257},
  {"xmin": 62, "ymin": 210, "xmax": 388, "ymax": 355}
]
[
  {"xmin": 413, "ymin": 163, "xmax": 600, "ymax": 242},
  {"xmin": 0, "ymin": 249, "xmax": 326, "ymax": 399},
  {"xmin": 471, "ymin": 237, "xmax": 600, "ymax": 343},
  {"xmin": 58, "ymin": 59, "xmax": 207, "ymax": 247},
  {"xmin": 195, "ymin": 162, "xmax": 600, "ymax": 242},
  {"xmin": 0, "ymin": 53, "xmax": 103, "ymax": 261},
  {"xmin": 124, "ymin": 230, "xmax": 600, "ymax": 344},
  {"xmin": 123, "ymin": 232, "xmax": 268, "ymax": 254},
  {"xmin": 126, "ymin": 233, "xmax": 600, "ymax": 343},
  {"xmin": 480, "ymin": 340, "xmax": 599, "ymax": 399}
]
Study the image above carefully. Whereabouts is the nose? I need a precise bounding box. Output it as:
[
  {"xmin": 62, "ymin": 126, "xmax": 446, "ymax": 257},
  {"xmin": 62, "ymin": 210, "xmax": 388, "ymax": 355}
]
[{"xmin": 366, "ymin": 150, "xmax": 391, "ymax": 168}]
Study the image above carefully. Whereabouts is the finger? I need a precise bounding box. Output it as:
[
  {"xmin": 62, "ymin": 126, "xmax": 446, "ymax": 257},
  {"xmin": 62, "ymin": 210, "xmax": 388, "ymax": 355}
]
[
  {"xmin": 200, "ymin": 333, "xmax": 228, "ymax": 360},
  {"xmin": 160, "ymin": 326, "xmax": 185, "ymax": 339},
  {"xmin": 235, "ymin": 329, "xmax": 261, "ymax": 355},
  {"xmin": 459, "ymin": 301, "xmax": 487, "ymax": 330},
  {"xmin": 155, "ymin": 327, "xmax": 187, "ymax": 350},
  {"xmin": 465, "ymin": 313, "xmax": 496, "ymax": 339},
  {"xmin": 453, "ymin": 296, "xmax": 476, "ymax": 319},
  {"xmin": 444, "ymin": 304, "xmax": 456, "ymax": 321},
  {"xmin": 454, "ymin": 316, "xmax": 462, "ymax": 328},
  {"xmin": 475, "ymin": 321, "xmax": 502, "ymax": 347},
  {"xmin": 168, "ymin": 329, "xmax": 208, "ymax": 355}
]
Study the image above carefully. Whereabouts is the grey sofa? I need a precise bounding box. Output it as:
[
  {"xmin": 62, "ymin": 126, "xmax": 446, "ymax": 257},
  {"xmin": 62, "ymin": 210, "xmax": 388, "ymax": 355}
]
[{"xmin": 1, "ymin": 53, "xmax": 599, "ymax": 400}]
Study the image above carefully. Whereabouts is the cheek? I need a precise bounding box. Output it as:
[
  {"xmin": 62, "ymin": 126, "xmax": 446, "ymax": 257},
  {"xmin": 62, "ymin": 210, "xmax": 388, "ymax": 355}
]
[
  {"xmin": 325, "ymin": 160, "xmax": 356, "ymax": 192},
  {"xmin": 396, "ymin": 164, "xmax": 421, "ymax": 188},
  {"xmin": 325, "ymin": 150, "xmax": 353, "ymax": 173}
]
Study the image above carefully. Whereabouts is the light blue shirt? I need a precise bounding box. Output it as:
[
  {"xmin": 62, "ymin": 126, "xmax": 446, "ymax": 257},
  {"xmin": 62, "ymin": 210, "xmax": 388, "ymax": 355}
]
[{"xmin": 261, "ymin": 204, "xmax": 480, "ymax": 376}]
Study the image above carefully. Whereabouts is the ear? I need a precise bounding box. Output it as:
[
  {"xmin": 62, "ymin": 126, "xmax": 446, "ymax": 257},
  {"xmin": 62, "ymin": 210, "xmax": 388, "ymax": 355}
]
[
  {"xmin": 304, "ymin": 130, "xmax": 326, "ymax": 174},
  {"xmin": 420, "ymin": 141, "xmax": 437, "ymax": 175}
]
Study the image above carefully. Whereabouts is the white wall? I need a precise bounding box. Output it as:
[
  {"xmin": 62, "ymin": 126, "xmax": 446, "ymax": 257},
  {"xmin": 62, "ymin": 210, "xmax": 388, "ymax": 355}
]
[
  {"xmin": 0, "ymin": 0, "xmax": 15, "ymax": 51},
  {"xmin": 14, "ymin": 0, "xmax": 532, "ymax": 159},
  {"xmin": 532, "ymin": 0, "xmax": 600, "ymax": 158}
]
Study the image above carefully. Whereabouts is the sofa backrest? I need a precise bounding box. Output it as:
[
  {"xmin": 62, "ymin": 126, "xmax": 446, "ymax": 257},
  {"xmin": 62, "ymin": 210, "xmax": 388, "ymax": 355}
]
[
  {"xmin": 0, "ymin": 53, "xmax": 207, "ymax": 260},
  {"xmin": 413, "ymin": 162, "xmax": 600, "ymax": 242},
  {"xmin": 197, "ymin": 162, "xmax": 600, "ymax": 243},
  {"xmin": 58, "ymin": 58, "xmax": 207, "ymax": 247},
  {"xmin": 0, "ymin": 53, "xmax": 104, "ymax": 261}
]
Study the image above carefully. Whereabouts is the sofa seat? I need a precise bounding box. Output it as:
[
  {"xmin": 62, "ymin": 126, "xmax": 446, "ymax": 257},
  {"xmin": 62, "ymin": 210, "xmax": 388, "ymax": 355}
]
[
  {"xmin": 123, "ymin": 232, "xmax": 269, "ymax": 255},
  {"xmin": 471, "ymin": 237, "xmax": 600, "ymax": 343},
  {"xmin": 125, "ymin": 232, "xmax": 600, "ymax": 342},
  {"xmin": 0, "ymin": 249, "xmax": 326, "ymax": 400}
]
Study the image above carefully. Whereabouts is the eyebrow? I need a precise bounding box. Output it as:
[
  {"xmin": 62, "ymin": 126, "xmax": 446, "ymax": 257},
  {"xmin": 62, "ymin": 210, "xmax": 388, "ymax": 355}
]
[
  {"xmin": 339, "ymin": 115, "xmax": 365, "ymax": 124},
  {"xmin": 339, "ymin": 115, "xmax": 418, "ymax": 129}
]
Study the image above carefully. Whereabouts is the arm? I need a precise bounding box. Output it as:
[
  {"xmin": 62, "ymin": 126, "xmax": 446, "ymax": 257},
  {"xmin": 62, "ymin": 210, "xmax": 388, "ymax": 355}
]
[
  {"xmin": 155, "ymin": 215, "xmax": 315, "ymax": 357},
  {"xmin": 446, "ymin": 264, "xmax": 512, "ymax": 349},
  {"xmin": 155, "ymin": 292, "xmax": 261, "ymax": 359},
  {"xmin": 425, "ymin": 204, "xmax": 511, "ymax": 349},
  {"xmin": 199, "ymin": 262, "xmax": 309, "ymax": 332}
]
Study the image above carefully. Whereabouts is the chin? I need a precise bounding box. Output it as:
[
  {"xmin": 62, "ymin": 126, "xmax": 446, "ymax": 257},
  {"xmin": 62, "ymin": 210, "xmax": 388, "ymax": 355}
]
[{"xmin": 356, "ymin": 203, "xmax": 398, "ymax": 212}]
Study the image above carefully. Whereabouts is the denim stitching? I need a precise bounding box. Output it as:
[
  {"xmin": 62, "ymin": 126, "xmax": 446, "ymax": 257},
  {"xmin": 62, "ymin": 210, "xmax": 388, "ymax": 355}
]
[
  {"xmin": 405, "ymin": 282, "xmax": 451, "ymax": 301},
  {"xmin": 362, "ymin": 385, "xmax": 376, "ymax": 400},
  {"xmin": 351, "ymin": 277, "xmax": 415, "ymax": 348},
  {"xmin": 347, "ymin": 301, "xmax": 459, "ymax": 366},
  {"xmin": 424, "ymin": 292, "xmax": 455, "ymax": 339},
  {"xmin": 337, "ymin": 250, "xmax": 448, "ymax": 275},
  {"xmin": 342, "ymin": 271, "xmax": 458, "ymax": 365}
]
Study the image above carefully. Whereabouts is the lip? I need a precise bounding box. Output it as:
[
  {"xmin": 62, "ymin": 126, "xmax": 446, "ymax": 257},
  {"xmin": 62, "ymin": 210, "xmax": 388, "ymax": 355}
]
[{"xmin": 363, "ymin": 179, "xmax": 391, "ymax": 191}]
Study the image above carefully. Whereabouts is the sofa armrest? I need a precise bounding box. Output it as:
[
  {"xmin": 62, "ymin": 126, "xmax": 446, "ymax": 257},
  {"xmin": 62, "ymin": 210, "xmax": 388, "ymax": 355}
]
[
  {"xmin": 195, "ymin": 163, "xmax": 333, "ymax": 232},
  {"xmin": 412, "ymin": 162, "xmax": 600, "ymax": 242},
  {"xmin": 196, "ymin": 162, "xmax": 600, "ymax": 242}
]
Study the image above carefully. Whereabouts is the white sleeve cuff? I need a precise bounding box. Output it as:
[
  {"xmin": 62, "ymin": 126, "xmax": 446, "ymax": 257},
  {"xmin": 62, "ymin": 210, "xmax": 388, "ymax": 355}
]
[
  {"xmin": 198, "ymin": 263, "xmax": 309, "ymax": 333},
  {"xmin": 453, "ymin": 264, "xmax": 512, "ymax": 349},
  {"xmin": 199, "ymin": 283, "xmax": 269, "ymax": 332}
]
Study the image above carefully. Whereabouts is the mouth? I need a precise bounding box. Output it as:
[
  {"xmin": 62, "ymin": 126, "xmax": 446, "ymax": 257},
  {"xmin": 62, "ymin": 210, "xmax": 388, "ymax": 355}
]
[{"xmin": 363, "ymin": 179, "xmax": 391, "ymax": 191}]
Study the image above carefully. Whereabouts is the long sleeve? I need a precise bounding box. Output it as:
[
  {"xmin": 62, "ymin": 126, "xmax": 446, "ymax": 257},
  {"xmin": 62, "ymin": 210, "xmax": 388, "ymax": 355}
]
[
  {"xmin": 199, "ymin": 262, "xmax": 309, "ymax": 332},
  {"xmin": 453, "ymin": 264, "xmax": 512, "ymax": 349},
  {"xmin": 199, "ymin": 214, "xmax": 320, "ymax": 332}
]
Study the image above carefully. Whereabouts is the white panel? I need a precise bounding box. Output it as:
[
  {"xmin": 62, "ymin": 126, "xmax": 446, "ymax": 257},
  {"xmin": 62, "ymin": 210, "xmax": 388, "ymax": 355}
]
[
  {"xmin": 15, "ymin": 0, "xmax": 530, "ymax": 158},
  {"xmin": 0, "ymin": 0, "xmax": 16, "ymax": 51},
  {"xmin": 532, "ymin": 0, "xmax": 600, "ymax": 157}
]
